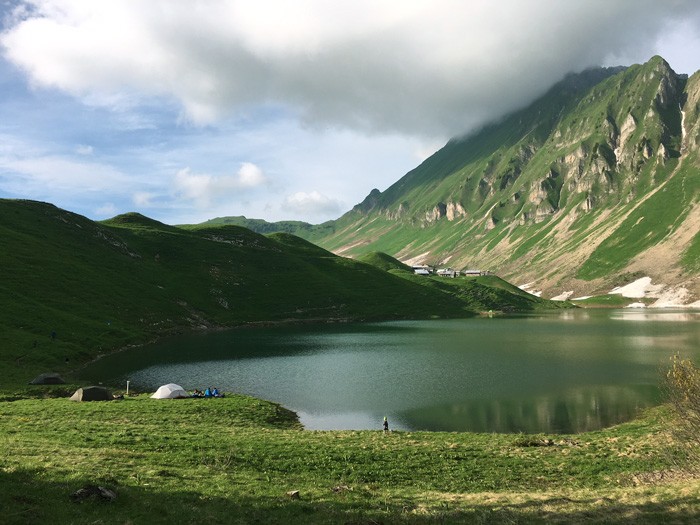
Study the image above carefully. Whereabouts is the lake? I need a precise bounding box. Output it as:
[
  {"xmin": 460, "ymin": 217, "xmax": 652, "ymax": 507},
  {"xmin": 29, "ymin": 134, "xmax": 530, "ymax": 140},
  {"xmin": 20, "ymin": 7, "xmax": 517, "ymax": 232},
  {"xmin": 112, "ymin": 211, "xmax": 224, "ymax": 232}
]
[{"xmin": 79, "ymin": 309, "xmax": 700, "ymax": 433}]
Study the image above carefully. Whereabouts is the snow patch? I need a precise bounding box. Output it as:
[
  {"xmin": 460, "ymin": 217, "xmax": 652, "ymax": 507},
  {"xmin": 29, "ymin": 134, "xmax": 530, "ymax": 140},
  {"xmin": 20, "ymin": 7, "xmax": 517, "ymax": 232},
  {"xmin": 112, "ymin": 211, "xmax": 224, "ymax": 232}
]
[
  {"xmin": 607, "ymin": 276, "xmax": 698, "ymax": 308},
  {"xmin": 609, "ymin": 277, "xmax": 655, "ymax": 298},
  {"xmin": 551, "ymin": 291, "xmax": 574, "ymax": 301}
]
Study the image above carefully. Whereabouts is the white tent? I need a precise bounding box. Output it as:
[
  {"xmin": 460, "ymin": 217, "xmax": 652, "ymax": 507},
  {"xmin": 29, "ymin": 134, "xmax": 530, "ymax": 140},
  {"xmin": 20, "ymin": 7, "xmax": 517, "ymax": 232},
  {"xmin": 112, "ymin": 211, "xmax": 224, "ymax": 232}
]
[{"xmin": 151, "ymin": 383, "xmax": 189, "ymax": 399}]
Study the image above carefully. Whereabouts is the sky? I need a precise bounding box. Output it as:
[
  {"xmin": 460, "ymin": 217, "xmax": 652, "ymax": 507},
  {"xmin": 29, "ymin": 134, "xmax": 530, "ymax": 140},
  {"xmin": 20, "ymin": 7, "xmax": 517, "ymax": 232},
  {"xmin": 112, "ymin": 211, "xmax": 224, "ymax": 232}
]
[{"xmin": 1, "ymin": 1, "xmax": 700, "ymax": 225}]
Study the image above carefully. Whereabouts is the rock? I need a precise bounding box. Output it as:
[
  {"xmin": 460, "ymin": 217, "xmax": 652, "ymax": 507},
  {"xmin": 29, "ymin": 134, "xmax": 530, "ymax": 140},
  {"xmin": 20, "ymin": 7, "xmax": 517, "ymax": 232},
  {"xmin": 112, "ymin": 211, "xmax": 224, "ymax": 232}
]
[
  {"xmin": 70, "ymin": 485, "xmax": 117, "ymax": 503},
  {"xmin": 446, "ymin": 201, "xmax": 467, "ymax": 221},
  {"xmin": 286, "ymin": 490, "xmax": 300, "ymax": 499}
]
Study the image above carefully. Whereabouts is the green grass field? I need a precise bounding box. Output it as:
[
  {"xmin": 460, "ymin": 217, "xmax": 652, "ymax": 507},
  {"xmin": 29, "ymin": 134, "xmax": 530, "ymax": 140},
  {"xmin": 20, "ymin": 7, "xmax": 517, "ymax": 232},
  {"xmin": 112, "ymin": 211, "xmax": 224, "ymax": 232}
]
[{"xmin": 1, "ymin": 391, "xmax": 698, "ymax": 524}]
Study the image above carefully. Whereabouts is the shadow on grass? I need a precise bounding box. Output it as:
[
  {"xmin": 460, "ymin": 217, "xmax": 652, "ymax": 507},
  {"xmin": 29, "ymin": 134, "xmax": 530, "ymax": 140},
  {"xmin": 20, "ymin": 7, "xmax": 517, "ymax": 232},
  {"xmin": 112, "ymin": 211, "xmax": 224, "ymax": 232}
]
[{"xmin": 2, "ymin": 468, "xmax": 699, "ymax": 524}]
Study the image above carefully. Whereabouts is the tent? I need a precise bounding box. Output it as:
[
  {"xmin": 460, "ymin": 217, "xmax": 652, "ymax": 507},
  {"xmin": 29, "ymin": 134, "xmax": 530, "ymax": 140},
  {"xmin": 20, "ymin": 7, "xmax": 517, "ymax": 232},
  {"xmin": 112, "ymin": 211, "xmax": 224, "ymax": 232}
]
[
  {"xmin": 29, "ymin": 372, "xmax": 65, "ymax": 385},
  {"xmin": 151, "ymin": 383, "xmax": 189, "ymax": 399},
  {"xmin": 70, "ymin": 386, "xmax": 113, "ymax": 402}
]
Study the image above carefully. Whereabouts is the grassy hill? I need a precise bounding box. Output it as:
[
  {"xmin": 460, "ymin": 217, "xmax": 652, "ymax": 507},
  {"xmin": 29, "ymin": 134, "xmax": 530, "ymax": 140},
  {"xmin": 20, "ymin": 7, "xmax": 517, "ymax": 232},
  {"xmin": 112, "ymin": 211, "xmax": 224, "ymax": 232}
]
[
  {"xmin": 357, "ymin": 251, "xmax": 413, "ymax": 272},
  {"xmin": 190, "ymin": 214, "xmax": 336, "ymax": 237},
  {"xmin": 0, "ymin": 199, "xmax": 563, "ymax": 385}
]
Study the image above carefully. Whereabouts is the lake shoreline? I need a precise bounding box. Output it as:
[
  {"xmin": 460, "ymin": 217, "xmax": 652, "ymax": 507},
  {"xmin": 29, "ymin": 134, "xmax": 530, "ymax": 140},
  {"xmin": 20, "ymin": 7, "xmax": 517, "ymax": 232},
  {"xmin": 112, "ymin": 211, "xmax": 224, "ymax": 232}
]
[
  {"xmin": 68, "ymin": 311, "xmax": 482, "ymax": 385},
  {"xmin": 77, "ymin": 310, "xmax": 698, "ymax": 434}
]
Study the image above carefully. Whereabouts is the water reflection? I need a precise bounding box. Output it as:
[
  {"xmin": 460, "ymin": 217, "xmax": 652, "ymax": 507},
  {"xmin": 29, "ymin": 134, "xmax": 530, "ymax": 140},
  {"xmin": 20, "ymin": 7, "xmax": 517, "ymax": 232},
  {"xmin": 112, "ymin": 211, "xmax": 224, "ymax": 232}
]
[
  {"xmin": 79, "ymin": 309, "xmax": 700, "ymax": 433},
  {"xmin": 610, "ymin": 309, "xmax": 700, "ymax": 322},
  {"xmin": 398, "ymin": 385, "xmax": 660, "ymax": 433}
]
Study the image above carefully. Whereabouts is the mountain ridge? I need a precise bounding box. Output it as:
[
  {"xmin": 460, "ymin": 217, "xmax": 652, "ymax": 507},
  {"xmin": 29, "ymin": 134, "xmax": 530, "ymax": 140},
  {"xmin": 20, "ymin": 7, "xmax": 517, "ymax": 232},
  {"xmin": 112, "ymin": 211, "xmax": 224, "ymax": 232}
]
[{"xmin": 220, "ymin": 56, "xmax": 698, "ymax": 304}]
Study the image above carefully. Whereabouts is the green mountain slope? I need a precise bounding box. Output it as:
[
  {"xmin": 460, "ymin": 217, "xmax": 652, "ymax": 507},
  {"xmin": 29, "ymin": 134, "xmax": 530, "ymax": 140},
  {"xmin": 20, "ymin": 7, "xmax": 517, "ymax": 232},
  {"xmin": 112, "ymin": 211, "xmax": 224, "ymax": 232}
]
[
  {"xmin": 358, "ymin": 251, "xmax": 412, "ymax": 272},
  {"xmin": 307, "ymin": 56, "xmax": 700, "ymax": 301},
  {"xmin": 1, "ymin": 199, "xmax": 561, "ymax": 383}
]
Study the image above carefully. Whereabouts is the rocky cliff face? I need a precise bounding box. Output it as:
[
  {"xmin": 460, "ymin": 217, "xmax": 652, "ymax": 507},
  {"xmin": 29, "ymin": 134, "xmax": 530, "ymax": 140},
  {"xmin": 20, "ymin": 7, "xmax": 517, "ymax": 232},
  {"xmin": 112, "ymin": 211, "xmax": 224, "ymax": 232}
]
[
  {"xmin": 423, "ymin": 201, "xmax": 467, "ymax": 223},
  {"xmin": 317, "ymin": 57, "xmax": 700, "ymax": 303}
]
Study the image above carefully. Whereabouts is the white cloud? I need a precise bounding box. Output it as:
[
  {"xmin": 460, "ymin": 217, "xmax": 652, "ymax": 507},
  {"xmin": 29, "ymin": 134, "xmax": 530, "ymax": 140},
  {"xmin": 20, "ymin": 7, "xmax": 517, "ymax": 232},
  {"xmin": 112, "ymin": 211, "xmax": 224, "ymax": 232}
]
[
  {"xmin": 0, "ymin": 143, "xmax": 144, "ymax": 219},
  {"xmin": 413, "ymin": 141, "xmax": 444, "ymax": 163},
  {"xmin": 3, "ymin": 1, "xmax": 700, "ymax": 138},
  {"xmin": 173, "ymin": 169, "xmax": 211, "ymax": 205},
  {"xmin": 94, "ymin": 202, "xmax": 117, "ymax": 217},
  {"xmin": 282, "ymin": 190, "xmax": 343, "ymax": 217},
  {"xmin": 2, "ymin": 1, "xmax": 700, "ymax": 225},
  {"xmin": 173, "ymin": 162, "xmax": 268, "ymax": 207},
  {"xmin": 0, "ymin": 154, "xmax": 130, "ymax": 194},
  {"xmin": 132, "ymin": 191, "xmax": 155, "ymax": 207},
  {"xmin": 236, "ymin": 162, "xmax": 266, "ymax": 188}
]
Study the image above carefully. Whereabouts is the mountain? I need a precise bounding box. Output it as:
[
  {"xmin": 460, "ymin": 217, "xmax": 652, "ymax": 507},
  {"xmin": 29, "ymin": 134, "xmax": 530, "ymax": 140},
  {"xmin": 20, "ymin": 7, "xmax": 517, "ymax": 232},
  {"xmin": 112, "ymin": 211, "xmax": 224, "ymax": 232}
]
[
  {"xmin": 194, "ymin": 215, "xmax": 335, "ymax": 237},
  {"xmin": 0, "ymin": 199, "xmax": 563, "ymax": 382},
  {"xmin": 303, "ymin": 56, "xmax": 700, "ymax": 303}
]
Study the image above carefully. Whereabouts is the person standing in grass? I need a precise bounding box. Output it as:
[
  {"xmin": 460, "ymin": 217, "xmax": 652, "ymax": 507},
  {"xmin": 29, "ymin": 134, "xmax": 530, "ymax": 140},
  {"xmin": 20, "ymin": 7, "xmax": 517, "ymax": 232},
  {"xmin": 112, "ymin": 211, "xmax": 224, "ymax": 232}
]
[{"xmin": 383, "ymin": 416, "xmax": 389, "ymax": 433}]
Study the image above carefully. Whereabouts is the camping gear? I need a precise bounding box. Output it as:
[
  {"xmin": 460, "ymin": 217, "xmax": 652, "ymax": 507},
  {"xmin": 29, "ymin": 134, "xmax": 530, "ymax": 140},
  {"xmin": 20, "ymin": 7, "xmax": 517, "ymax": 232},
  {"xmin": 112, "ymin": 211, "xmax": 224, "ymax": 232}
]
[
  {"xmin": 151, "ymin": 383, "xmax": 189, "ymax": 399},
  {"xmin": 29, "ymin": 372, "xmax": 65, "ymax": 385},
  {"xmin": 70, "ymin": 386, "xmax": 113, "ymax": 401}
]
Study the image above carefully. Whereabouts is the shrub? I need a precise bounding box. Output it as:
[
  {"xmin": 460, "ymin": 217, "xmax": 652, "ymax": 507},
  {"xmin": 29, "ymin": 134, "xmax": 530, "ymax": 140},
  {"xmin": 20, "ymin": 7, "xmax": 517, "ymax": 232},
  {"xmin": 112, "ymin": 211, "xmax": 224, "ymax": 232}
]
[{"xmin": 664, "ymin": 355, "xmax": 700, "ymax": 469}]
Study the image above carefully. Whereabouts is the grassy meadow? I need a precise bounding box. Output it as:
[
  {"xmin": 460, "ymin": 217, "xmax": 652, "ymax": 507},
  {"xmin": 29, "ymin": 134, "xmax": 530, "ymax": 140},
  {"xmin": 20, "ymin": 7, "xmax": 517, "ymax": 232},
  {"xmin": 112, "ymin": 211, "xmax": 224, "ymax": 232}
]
[{"xmin": 2, "ymin": 391, "xmax": 699, "ymax": 524}]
